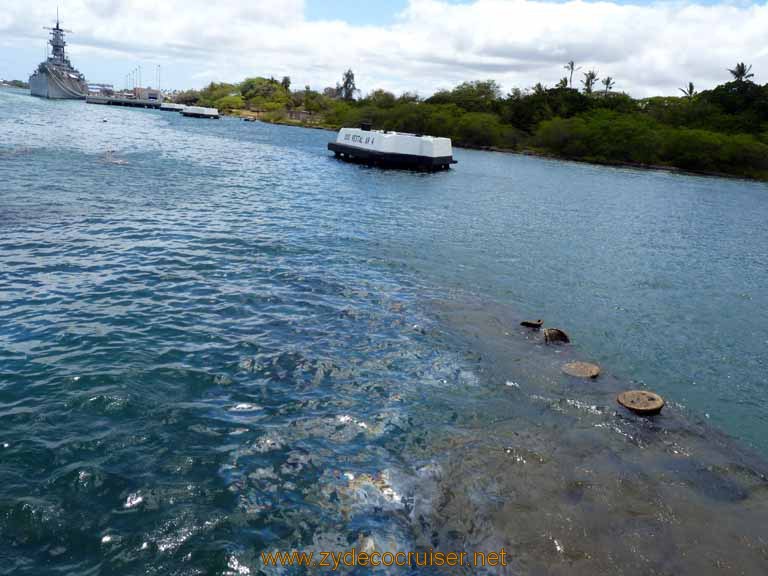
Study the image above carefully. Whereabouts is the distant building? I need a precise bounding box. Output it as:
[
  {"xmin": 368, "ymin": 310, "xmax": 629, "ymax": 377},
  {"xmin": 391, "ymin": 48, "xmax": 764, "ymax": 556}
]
[
  {"xmin": 88, "ymin": 83, "xmax": 114, "ymax": 96},
  {"xmin": 133, "ymin": 87, "xmax": 162, "ymax": 102}
]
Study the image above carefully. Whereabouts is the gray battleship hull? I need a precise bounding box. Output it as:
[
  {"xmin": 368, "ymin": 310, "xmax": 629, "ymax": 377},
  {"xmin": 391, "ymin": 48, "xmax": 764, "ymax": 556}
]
[{"xmin": 29, "ymin": 64, "xmax": 86, "ymax": 100}]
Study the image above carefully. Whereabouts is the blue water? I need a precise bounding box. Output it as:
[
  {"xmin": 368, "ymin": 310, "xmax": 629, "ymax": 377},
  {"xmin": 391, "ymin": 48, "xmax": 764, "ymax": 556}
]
[{"xmin": 2, "ymin": 87, "xmax": 768, "ymax": 575}]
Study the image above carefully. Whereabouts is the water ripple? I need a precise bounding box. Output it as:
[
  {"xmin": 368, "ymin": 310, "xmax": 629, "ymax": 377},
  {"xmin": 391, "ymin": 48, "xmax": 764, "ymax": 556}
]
[{"xmin": 3, "ymin": 87, "xmax": 768, "ymax": 575}]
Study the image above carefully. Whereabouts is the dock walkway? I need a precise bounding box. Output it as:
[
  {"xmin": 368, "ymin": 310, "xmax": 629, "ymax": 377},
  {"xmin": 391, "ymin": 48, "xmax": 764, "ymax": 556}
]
[{"xmin": 86, "ymin": 95, "xmax": 161, "ymax": 109}]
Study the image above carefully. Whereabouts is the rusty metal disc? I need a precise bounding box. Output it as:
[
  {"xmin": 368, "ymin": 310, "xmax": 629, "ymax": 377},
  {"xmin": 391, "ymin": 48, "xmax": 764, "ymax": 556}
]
[
  {"xmin": 562, "ymin": 361, "xmax": 601, "ymax": 379},
  {"xmin": 617, "ymin": 390, "xmax": 665, "ymax": 415}
]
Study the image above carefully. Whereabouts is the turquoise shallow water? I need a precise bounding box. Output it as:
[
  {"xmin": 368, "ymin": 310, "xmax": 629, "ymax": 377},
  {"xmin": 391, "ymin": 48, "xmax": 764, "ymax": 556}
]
[{"xmin": 2, "ymin": 87, "xmax": 768, "ymax": 575}]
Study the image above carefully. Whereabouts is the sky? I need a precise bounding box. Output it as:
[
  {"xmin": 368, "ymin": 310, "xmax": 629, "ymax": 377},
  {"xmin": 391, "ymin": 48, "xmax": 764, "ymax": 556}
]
[{"xmin": 1, "ymin": 0, "xmax": 766, "ymax": 98}]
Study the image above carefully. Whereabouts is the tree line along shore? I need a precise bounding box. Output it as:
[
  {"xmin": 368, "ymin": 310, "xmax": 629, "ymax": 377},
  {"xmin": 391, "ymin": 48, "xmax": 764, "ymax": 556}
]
[
  {"xmin": 164, "ymin": 65, "xmax": 766, "ymax": 181},
  {"xmin": 0, "ymin": 80, "xmax": 29, "ymax": 89}
]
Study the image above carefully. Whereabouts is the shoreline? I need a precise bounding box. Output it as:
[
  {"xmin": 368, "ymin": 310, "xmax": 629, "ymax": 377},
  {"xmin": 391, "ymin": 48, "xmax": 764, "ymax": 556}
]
[
  {"xmin": 466, "ymin": 145, "xmax": 768, "ymax": 183},
  {"xmin": 222, "ymin": 110, "xmax": 768, "ymax": 183}
]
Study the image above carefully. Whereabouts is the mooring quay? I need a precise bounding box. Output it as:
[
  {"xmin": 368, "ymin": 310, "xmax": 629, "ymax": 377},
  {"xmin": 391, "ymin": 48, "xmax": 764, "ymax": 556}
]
[
  {"xmin": 85, "ymin": 96, "xmax": 219, "ymax": 118},
  {"xmin": 86, "ymin": 95, "xmax": 161, "ymax": 109}
]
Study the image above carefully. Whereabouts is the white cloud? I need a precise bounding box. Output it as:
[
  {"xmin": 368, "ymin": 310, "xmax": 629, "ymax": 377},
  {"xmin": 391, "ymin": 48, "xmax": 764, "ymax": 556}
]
[{"xmin": 1, "ymin": 0, "xmax": 766, "ymax": 97}]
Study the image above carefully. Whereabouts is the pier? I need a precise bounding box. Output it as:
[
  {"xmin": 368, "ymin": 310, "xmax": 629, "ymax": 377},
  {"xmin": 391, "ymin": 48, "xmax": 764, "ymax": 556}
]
[
  {"xmin": 160, "ymin": 102, "xmax": 187, "ymax": 112},
  {"xmin": 86, "ymin": 96, "xmax": 219, "ymax": 119},
  {"xmin": 86, "ymin": 95, "xmax": 161, "ymax": 109},
  {"xmin": 181, "ymin": 106, "xmax": 219, "ymax": 119}
]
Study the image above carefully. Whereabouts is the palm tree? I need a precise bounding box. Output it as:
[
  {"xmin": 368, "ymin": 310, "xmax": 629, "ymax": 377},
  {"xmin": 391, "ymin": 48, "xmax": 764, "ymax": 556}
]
[
  {"xmin": 340, "ymin": 68, "xmax": 357, "ymax": 101},
  {"xmin": 564, "ymin": 60, "xmax": 581, "ymax": 88},
  {"xmin": 601, "ymin": 76, "xmax": 615, "ymax": 94},
  {"xmin": 728, "ymin": 62, "xmax": 754, "ymax": 82},
  {"xmin": 556, "ymin": 77, "xmax": 568, "ymax": 89},
  {"xmin": 679, "ymin": 82, "xmax": 696, "ymax": 98},
  {"xmin": 533, "ymin": 82, "xmax": 547, "ymax": 95},
  {"xmin": 581, "ymin": 70, "xmax": 599, "ymax": 94}
]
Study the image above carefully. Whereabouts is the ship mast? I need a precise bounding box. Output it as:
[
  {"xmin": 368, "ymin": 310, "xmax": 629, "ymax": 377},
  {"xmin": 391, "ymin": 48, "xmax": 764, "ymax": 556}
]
[{"xmin": 43, "ymin": 8, "xmax": 73, "ymax": 66}]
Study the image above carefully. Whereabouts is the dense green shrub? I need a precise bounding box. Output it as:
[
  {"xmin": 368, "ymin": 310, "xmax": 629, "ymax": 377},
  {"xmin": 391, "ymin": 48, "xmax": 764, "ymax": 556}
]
[
  {"xmin": 454, "ymin": 113, "xmax": 505, "ymax": 147},
  {"xmin": 196, "ymin": 83, "xmax": 238, "ymax": 107},
  {"xmin": 660, "ymin": 129, "xmax": 768, "ymax": 177},
  {"xmin": 426, "ymin": 80, "xmax": 502, "ymax": 113},
  {"xmin": 214, "ymin": 95, "xmax": 244, "ymax": 111},
  {"xmin": 536, "ymin": 111, "xmax": 768, "ymax": 178},
  {"xmin": 535, "ymin": 116, "xmax": 591, "ymax": 157}
]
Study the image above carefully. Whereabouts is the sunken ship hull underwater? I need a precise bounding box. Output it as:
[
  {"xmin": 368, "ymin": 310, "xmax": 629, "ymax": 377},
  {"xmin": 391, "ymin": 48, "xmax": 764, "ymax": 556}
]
[
  {"xmin": 29, "ymin": 16, "xmax": 87, "ymax": 100},
  {"xmin": 329, "ymin": 124, "xmax": 456, "ymax": 171}
]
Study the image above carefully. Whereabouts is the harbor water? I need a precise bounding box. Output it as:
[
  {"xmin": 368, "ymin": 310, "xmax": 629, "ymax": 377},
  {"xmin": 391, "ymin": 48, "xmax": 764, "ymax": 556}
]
[{"xmin": 2, "ymin": 87, "xmax": 768, "ymax": 574}]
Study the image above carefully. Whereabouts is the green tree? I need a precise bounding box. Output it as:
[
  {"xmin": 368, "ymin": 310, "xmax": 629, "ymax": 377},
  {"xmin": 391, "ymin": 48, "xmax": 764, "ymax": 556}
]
[
  {"xmin": 679, "ymin": 82, "xmax": 696, "ymax": 98},
  {"xmin": 173, "ymin": 89, "xmax": 200, "ymax": 105},
  {"xmin": 728, "ymin": 62, "xmax": 754, "ymax": 82},
  {"xmin": 340, "ymin": 69, "xmax": 357, "ymax": 101},
  {"xmin": 535, "ymin": 116, "xmax": 590, "ymax": 157},
  {"xmin": 364, "ymin": 89, "xmax": 396, "ymax": 108},
  {"xmin": 427, "ymin": 80, "xmax": 501, "ymax": 113},
  {"xmin": 601, "ymin": 76, "xmax": 615, "ymax": 94},
  {"xmin": 281, "ymin": 76, "xmax": 291, "ymax": 91},
  {"xmin": 398, "ymin": 91, "xmax": 421, "ymax": 103},
  {"xmin": 556, "ymin": 77, "xmax": 568, "ymax": 89},
  {"xmin": 196, "ymin": 82, "xmax": 239, "ymax": 107},
  {"xmin": 582, "ymin": 70, "xmax": 599, "ymax": 94},
  {"xmin": 423, "ymin": 103, "xmax": 463, "ymax": 138},
  {"xmin": 302, "ymin": 88, "xmax": 328, "ymax": 113},
  {"xmin": 239, "ymin": 77, "xmax": 289, "ymax": 110},
  {"xmin": 454, "ymin": 112, "xmax": 505, "ymax": 147},
  {"xmin": 215, "ymin": 94, "xmax": 245, "ymax": 111},
  {"xmin": 564, "ymin": 60, "xmax": 581, "ymax": 88}
]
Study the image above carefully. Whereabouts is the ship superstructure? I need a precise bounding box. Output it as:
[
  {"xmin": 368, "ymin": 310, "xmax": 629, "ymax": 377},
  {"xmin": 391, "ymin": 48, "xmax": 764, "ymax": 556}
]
[{"xmin": 29, "ymin": 13, "xmax": 88, "ymax": 99}]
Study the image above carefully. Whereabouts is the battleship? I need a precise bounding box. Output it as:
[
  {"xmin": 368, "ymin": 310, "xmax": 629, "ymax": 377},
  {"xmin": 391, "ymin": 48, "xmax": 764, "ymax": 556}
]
[{"xmin": 29, "ymin": 14, "xmax": 87, "ymax": 99}]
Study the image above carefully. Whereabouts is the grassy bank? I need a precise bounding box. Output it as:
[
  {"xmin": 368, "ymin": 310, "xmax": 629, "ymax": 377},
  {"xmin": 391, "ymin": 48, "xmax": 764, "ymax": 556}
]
[{"xmin": 174, "ymin": 72, "xmax": 768, "ymax": 181}]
